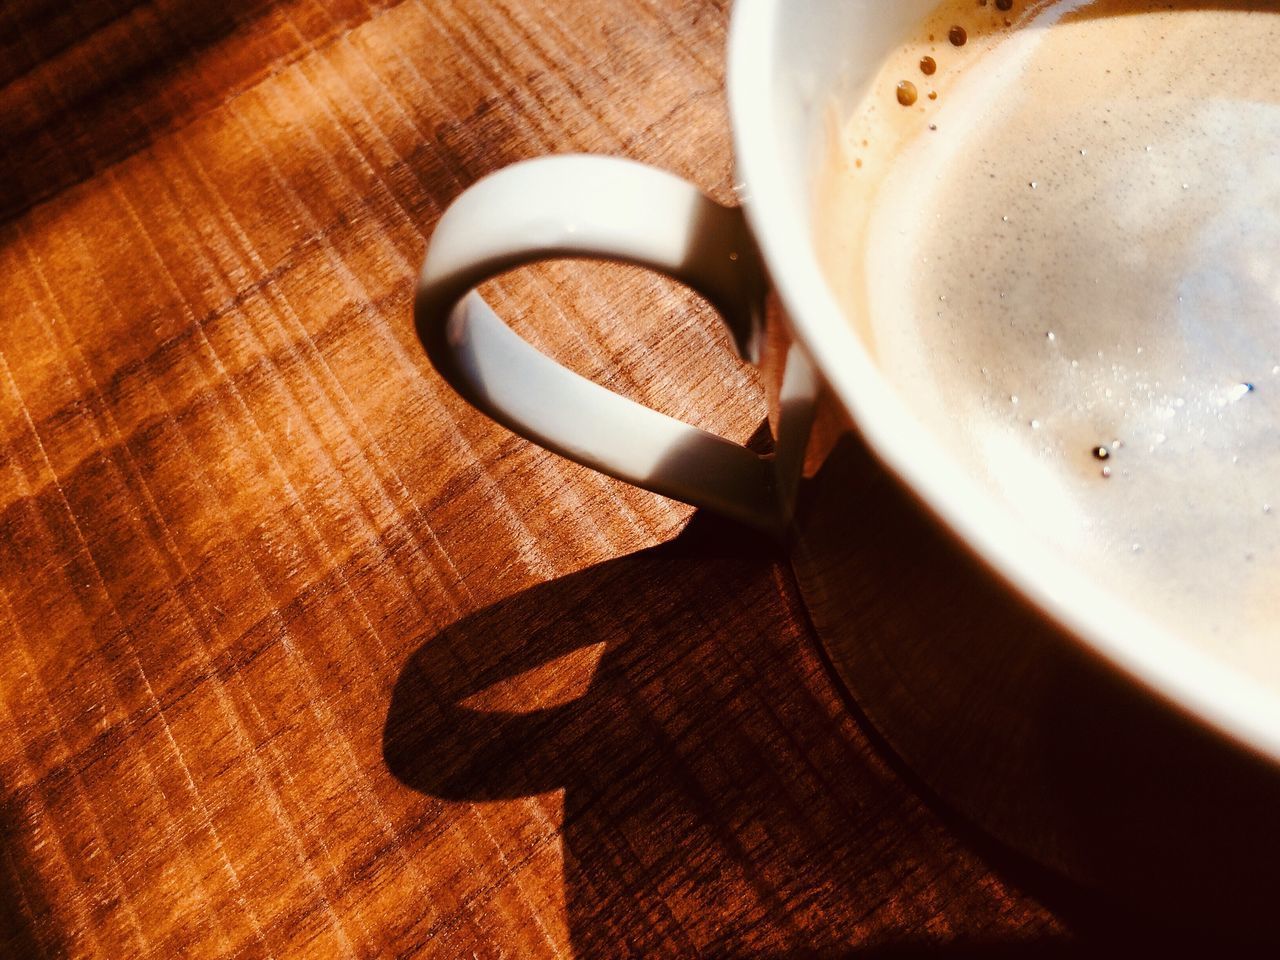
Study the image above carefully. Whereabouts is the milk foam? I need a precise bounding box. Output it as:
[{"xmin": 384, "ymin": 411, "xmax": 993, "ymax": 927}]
[{"xmin": 820, "ymin": 0, "xmax": 1280, "ymax": 682}]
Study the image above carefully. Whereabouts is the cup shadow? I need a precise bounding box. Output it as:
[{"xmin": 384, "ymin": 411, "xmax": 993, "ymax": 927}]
[{"xmin": 381, "ymin": 503, "xmax": 1240, "ymax": 956}]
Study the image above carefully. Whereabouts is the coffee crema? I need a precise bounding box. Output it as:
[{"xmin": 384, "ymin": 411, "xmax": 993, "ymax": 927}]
[{"xmin": 819, "ymin": 0, "xmax": 1280, "ymax": 683}]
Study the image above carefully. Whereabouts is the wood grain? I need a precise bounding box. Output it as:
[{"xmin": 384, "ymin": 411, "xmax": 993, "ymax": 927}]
[{"xmin": 0, "ymin": 0, "xmax": 1203, "ymax": 955}]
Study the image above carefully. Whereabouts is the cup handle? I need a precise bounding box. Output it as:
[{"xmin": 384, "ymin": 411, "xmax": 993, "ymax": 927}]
[{"xmin": 414, "ymin": 155, "xmax": 779, "ymax": 532}]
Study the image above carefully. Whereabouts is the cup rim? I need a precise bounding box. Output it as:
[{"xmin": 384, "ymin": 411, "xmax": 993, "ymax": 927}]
[{"xmin": 726, "ymin": 0, "xmax": 1280, "ymax": 766}]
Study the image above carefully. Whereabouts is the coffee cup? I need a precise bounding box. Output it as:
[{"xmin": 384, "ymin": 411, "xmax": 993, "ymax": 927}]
[{"xmin": 415, "ymin": 0, "xmax": 1280, "ymax": 933}]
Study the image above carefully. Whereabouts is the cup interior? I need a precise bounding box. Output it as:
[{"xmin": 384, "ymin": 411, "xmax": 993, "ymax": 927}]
[{"xmin": 729, "ymin": 0, "xmax": 1280, "ymax": 758}]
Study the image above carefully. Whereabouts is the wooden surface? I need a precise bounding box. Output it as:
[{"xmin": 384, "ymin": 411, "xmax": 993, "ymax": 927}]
[{"xmin": 0, "ymin": 0, "xmax": 1198, "ymax": 955}]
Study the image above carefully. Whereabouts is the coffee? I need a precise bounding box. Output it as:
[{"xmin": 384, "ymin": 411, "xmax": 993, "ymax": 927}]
[{"xmin": 819, "ymin": 0, "xmax": 1280, "ymax": 680}]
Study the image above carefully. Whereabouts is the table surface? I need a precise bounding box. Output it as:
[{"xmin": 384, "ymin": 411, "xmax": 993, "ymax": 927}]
[{"xmin": 0, "ymin": 0, "xmax": 1204, "ymax": 954}]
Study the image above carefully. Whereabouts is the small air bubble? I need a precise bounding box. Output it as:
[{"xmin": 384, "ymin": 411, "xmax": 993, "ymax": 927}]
[
  {"xmin": 1002, "ymin": 215, "xmax": 1010, "ymax": 222},
  {"xmin": 1046, "ymin": 331, "xmax": 1056, "ymax": 342},
  {"xmin": 1228, "ymin": 382, "xmax": 1256, "ymax": 404},
  {"xmin": 1030, "ymin": 419, "xmax": 1042, "ymax": 430},
  {"xmin": 1080, "ymin": 148, "xmax": 1088, "ymax": 156},
  {"xmin": 1029, "ymin": 181, "xmax": 1038, "ymax": 189},
  {"xmin": 1011, "ymin": 394, "xmax": 1020, "ymax": 405},
  {"xmin": 1093, "ymin": 446, "xmax": 1111, "ymax": 461},
  {"xmin": 1182, "ymin": 183, "xmax": 1190, "ymax": 190},
  {"xmin": 1101, "ymin": 466, "xmax": 1113, "ymax": 479},
  {"xmin": 1132, "ymin": 543, "xmax": 1143, "ymax": 553},
  {"xmin": 1265, "ymin": 504, "xmax": 1273, "ymax": 515}
]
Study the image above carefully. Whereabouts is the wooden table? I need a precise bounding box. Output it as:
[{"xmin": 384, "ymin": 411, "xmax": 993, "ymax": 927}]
[{"xmin": 0, "ymin": 0, "xmax": 1214, "ymax": 954}]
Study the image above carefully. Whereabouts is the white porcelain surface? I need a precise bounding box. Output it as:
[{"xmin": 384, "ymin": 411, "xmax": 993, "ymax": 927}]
[{"xmin": 415, "ymin": 155, "xmax": 776, "ymax": 529}]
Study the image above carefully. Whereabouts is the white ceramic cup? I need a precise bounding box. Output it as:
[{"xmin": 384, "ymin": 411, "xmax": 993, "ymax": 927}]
[{"xmin": 416, "ymin": 0, "xmax": 1280, "ymax": 934}]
